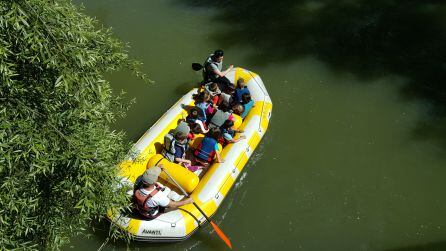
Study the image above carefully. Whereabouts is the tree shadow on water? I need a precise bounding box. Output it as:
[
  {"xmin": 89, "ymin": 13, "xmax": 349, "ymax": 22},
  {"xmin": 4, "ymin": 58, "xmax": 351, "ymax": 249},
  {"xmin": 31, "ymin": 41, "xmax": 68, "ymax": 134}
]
[
  {"xmin": 385, "ymin": 240, "xmax": 446, "ymax": 251},
  {"xmin": 178, "ymin": 0, "xmax": 446, "ymax": 150}
]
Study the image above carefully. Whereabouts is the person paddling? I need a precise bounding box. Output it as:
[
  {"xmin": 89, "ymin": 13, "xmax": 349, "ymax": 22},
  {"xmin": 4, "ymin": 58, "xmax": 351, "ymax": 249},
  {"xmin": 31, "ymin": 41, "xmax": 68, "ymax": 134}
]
[{"xmin": 133, "ymin": 165, "xmax": 193, "ymax": 219}]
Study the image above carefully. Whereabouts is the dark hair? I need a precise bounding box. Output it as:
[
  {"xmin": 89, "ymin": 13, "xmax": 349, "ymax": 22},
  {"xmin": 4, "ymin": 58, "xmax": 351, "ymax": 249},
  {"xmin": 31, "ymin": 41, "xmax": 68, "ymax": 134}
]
[
  {"xmin": 188, "ymin": 107, "xmax": 201, "ymax": 119},
  {"xmin": 213, "ymin": 49, "xmax": 224, "ymax": 57},
  {"xmin": 232, "ymin": 103, "xmax": 245, "ymax": 115},
  {"xmin": 175, "ymin": 132, "xmax": 187, "ymax": 141},
  {"xmin": 193, "ymin": 91, "xmax": 210, "ymax": 103},
  {"xmin": 208, "ymin": 127, "xmax": 221, "ymax": 140},
  {"xmin": 209, "ymin": 82, "xmax": 218, "ymax": 92},
  {"xmin": 241, "ymin": 93, "xmax": 252, "ymax": 104},
  {"xmin": 190, "ymin": 123, "xmax": 202, "ymax": 134},
  {"xmin": 225, "ymin": 84, "xmax": 236, "ymax": 93},
  {"xmin": 237, "ymin": 78, "xmax": 245, "ymax": 88},
  {"xmin": 222, "ymin": 120, "xmax": 234, "ymax": 129}
]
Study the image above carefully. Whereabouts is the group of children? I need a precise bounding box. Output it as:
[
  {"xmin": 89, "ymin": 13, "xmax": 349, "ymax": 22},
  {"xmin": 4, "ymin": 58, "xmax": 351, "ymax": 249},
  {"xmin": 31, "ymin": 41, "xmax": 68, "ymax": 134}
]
[{"xmin": 161, "ymin": 78, "xmax": 255, "ymax": 176}]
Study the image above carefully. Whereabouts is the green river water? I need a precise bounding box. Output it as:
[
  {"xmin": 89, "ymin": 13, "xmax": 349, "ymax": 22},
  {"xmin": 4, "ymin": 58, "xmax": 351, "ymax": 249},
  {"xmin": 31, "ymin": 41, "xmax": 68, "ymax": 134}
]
[{"xmin": 69, "ymin": 1, "xmax": 446, "ymax": 250}]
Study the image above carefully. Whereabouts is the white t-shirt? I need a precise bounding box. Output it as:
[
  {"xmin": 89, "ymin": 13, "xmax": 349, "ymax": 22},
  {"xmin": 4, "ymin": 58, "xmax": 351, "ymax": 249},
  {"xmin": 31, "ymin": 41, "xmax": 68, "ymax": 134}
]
[{"xmin": 140, "ymin": 183, "xmax": 170, "ymax": 208}]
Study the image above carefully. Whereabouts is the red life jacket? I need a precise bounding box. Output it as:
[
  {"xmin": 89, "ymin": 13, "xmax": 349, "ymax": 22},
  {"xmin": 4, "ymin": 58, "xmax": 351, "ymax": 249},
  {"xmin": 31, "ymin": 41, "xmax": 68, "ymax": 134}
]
[
  {"xmin": 133, "ymin": 184, "xmax": 162, "ymax": 218},
  {"xmin": 217, "ymin": 135, "xmax": 226, "ymax": 146}
]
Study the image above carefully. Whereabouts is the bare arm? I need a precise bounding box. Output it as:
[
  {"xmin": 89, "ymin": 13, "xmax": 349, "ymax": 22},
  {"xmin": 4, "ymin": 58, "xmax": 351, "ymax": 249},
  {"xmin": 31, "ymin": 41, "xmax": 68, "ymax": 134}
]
[
  {"xmin": 174, "ymin": 157, "xmax": 191, "ymax": 165},
  {"xmin": 214, "ymin": 65, "xmax": 234, "ymax": 77},
  {"xmin": 228, "ymin": 134, "xmax": 246, "ymax": 143},
  {"xmin": 227, "ymin": 134, "xmax": 246, "ymax": 144},
  {"xmin": 215, "ymin": 151, "xmax": 224, "ymax": 163},
  {"xmin": 167, "ymin": 197, "xmax": 193, "ymax": 209}
]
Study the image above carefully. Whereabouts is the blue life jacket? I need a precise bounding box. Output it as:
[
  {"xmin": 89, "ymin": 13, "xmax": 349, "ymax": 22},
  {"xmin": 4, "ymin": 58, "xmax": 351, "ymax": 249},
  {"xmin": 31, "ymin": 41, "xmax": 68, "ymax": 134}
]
[
  {"xmin": 195, "ymin": 102, "xmax": 209, "ymax": 122},
  {"xmin": 194, "ymin": 137, "xmax": 217, "ymax": 162},
  {"xmin": 241, "ymin": 100, "xmax": 254, "ymax": 118},
  {"xmin": 234, "ymin": 87, "xmax": 250, "ymax": 103}
]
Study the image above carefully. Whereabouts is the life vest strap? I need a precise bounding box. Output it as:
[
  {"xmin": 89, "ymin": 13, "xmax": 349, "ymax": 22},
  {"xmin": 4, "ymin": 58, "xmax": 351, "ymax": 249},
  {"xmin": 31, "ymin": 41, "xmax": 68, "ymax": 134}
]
[
  {"xmin": 142, "ymin": 184, "xmax": 161, "ymax": 206},
  {"xmin": 136, "ymin": 184, "xmax": 163, "ymax": 217}
]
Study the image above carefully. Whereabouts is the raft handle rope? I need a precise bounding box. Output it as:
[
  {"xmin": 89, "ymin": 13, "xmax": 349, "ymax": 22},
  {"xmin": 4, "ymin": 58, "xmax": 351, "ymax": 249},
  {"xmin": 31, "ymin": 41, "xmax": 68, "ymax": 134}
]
[
  {"xmin": 248, "ymin": 71, "xmax": 269, "ymax": 133},
  {"xmin": 179, "ymin": 208, "xmax": 202, "ymax": 227}
]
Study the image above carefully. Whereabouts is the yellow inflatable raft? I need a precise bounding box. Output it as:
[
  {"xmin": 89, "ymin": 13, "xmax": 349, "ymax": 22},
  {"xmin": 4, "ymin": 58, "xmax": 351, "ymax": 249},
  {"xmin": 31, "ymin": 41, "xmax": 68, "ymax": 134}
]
[{"xmin": 108, "ymin": 67, "xmax": 272, "ymax": 241}]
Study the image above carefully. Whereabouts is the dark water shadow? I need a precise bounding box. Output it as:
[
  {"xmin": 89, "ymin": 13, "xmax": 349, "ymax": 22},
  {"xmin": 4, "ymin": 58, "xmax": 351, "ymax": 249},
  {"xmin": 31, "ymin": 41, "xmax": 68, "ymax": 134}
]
[
  {"xmin": 87, "ymin": 220, "xmax": 175, "ymax": 250},
  {"xmin": 177, "ymin": 0, "xmax": 446, "ymax": 150},
  {"xmin": 385, "ymin": 240, "xmax": 446, "ymax": 251}
]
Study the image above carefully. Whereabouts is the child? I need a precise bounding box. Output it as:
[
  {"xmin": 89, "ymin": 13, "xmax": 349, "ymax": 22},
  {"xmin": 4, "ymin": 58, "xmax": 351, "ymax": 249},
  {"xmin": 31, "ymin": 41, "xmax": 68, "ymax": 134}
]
[
  {"xmin": 193, "ymin": 128, "xmax": 224, "ymax": 169},
  {"xmin": 193, "ymin": 91, "xmax": 216, "ymax": 123},
  {"xmin": 207, "ymin": 109, "xmax": 233, "ymax": 130},
  {"xmin": 231, "ymin": 103, "xmax": 245, "ymax": 117},
  {"xmin": 186, "ymin": 107, "xmax": 209, "ymax": 135},
  {"xmin": 217, "ymin": 84, "xmax": 235, "ymax": 111},
  {"xmin": 204, "ymin": 82, "xmax": 221, "ymax": 106},
  {"xmin": 220, "ymin": 120, "xmax": 245, "ymax": 146},
  {"xmin": 240, "ymin": 93, "xmax": 254, "ymax": 119},
  {"xmin": 233, "ymin": 78, "xmax": 250, "ymax": 103},
  {"xmin": 163, "ymin": 127, "xmax": 203, "ymax": 172},
  {"xmin": 171, "ymin": 132, "xmax": 192, "ymax": 166}
]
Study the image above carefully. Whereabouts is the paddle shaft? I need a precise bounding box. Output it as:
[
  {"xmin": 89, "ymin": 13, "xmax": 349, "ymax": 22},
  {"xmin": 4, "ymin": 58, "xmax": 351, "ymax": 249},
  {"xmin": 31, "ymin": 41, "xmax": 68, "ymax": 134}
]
[
  {"xmin": 161, "ymin": 169, "xmax": 212, "ymax": 223},
  {"xmin": 161, "ymin": 167, "xmax": 233, "ymax": 249}
]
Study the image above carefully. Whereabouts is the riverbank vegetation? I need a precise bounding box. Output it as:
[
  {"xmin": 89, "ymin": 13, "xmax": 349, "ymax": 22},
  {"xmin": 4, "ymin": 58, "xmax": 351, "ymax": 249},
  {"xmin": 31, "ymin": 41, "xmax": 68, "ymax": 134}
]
[{"xmin": 0, "ymin": 0, "xmax": 145, "ymax": 249}]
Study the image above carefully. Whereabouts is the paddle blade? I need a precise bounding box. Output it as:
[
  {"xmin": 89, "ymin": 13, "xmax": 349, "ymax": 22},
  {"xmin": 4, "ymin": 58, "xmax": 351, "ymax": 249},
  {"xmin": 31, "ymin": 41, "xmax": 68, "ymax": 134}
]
[
  {"xmin": 210, "ymin": 221, "xmax": 232, "ymax": 249},
  {"xmin": 192, "ymin": 63, "xmax": 203, "ymax": 71}
]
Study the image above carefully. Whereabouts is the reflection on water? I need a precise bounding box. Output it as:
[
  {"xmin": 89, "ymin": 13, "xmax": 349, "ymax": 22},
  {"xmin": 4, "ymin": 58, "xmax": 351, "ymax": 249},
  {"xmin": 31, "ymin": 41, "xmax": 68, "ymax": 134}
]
[{"xmin": 70, "ymin": 0, "xmax": 446, "ymax": 250}]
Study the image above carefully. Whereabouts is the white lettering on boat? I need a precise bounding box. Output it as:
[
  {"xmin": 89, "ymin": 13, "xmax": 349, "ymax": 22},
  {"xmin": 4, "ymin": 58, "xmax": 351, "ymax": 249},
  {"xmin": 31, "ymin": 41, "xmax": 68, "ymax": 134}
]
[{"xmin": 142, "ymin": 229, "xmax": 162, "ymax": 235}]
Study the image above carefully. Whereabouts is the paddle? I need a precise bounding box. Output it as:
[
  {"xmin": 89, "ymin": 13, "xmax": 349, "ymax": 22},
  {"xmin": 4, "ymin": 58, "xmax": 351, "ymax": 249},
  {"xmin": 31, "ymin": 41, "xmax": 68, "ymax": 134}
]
[
  {"xmin": 192, "ymin": 62, "xmax": 203, "ymax": 71},
  {"xmin": 161, "ymin": 168, "xmax": 233, "ymax": 249}
]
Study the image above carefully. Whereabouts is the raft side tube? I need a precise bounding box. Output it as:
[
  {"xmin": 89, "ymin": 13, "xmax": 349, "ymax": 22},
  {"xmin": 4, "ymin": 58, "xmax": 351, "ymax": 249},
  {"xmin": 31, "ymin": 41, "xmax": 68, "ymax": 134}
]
[{"xmin": 147, "ymin": 154, "xmax": 199, "ymax": 193}]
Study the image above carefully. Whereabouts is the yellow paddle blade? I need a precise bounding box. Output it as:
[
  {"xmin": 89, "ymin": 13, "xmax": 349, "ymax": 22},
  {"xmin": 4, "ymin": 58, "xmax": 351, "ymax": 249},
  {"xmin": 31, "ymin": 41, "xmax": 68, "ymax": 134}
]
[{"xmin": 210, "ymin": 221, "xmax": 232, "ymax": 249}]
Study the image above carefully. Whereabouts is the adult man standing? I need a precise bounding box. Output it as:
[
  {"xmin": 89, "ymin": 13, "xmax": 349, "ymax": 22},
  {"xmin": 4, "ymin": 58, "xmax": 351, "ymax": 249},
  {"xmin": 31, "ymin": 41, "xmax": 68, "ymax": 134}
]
[
  {"xmin": 133, "ymin": 165, "xmax": 193, "ymax": 219},
  {"xmin": 203, "ymin": 49, "xmax": 233, "ymax": 87}
]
